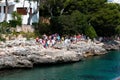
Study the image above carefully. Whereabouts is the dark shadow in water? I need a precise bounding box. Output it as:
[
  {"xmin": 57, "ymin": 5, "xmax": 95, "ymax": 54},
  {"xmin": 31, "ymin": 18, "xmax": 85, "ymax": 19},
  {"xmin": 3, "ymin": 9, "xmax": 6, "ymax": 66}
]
[
  {"xmin": 33, "ymin": 61, "xmax": 81, "ymax": 68},
  {"xmin": 0, "ymin": 68, "xmax": 31, "ymax": 77},
  {"xmin": 0, "ymin": 61, "xmax": 81, "ymax": 77}
]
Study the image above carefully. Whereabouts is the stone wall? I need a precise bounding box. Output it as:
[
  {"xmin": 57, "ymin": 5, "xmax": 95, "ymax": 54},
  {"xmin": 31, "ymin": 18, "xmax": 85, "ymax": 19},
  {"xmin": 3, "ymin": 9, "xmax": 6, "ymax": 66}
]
[{"xmin": 16, "ymin": 25, "xmax": 35, "ymax": 33}]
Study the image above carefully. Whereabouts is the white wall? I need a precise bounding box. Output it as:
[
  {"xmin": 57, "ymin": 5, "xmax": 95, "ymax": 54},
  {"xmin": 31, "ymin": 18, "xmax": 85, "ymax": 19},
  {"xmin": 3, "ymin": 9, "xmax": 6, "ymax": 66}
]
[
  {"xmin": 0, "ymin": 0, "xmax": 39, "ymax": 25},
  {"xmin": 14, "ymin": 1, "xmax": 39, "ymax": 24},
  {"xmin": 108, "ymin": 0, "xmax": 120, "ymax": 3}
]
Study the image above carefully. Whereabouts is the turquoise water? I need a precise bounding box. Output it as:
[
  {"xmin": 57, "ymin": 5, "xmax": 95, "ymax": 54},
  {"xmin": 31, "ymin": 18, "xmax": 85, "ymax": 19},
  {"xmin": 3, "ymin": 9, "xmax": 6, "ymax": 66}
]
[{"xmin": 0, "ymin": 51, "xmax": 120, "ymax": 80}]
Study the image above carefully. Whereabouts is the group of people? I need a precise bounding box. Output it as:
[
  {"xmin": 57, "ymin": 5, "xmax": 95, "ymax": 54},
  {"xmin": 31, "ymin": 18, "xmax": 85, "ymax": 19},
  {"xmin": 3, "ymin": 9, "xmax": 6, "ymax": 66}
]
[
  {"xmin": 36, "ymin": 33, "xmax": 87, "ymax": 48},
  {"xmin": 36, "ymin": 33, "xmax": 61, "ymax": 48}
]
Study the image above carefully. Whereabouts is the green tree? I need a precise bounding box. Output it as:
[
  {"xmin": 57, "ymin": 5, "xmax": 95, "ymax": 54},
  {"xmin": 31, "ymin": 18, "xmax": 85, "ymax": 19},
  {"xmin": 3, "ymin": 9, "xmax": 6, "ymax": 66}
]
[
  {"xmin": 84, "ymin": 25, "xmax": 97, "ymax": 39},
  {"xmin": 39, "ymin": 0, "xmax": 120, "ymax": 37},
  {"xmin": 40, "ymin": 0, "xmax": 75, "ymax": 17},
  {"xmin": 90, "ymin": 3, "xmax": 120, "ymax": 36},
  {"xmin": 50, "ymin": 10, "xmax": 88, "ymax": 35},
  {"xmin": 115, "ymin": 25, "xmax": 120, "ymax": 36},
  {"xmin": 76, "ymin": 0, "xmax": 107, "ymax": 14}
]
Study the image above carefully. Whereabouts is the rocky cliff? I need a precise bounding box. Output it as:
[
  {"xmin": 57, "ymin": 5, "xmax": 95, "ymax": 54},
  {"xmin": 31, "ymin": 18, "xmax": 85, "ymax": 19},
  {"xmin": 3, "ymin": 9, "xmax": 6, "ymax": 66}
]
[{"xmin": 0, "ymin": 38, "xmax": 107, "ymax": 69}]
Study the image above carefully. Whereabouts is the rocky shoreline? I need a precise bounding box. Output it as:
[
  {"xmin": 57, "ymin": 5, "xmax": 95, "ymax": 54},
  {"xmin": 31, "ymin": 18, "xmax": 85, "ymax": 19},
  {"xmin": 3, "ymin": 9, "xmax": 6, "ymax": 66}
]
[{"xmin": 0, "ymin": 38, "xmax": 119, "ymax": 69}]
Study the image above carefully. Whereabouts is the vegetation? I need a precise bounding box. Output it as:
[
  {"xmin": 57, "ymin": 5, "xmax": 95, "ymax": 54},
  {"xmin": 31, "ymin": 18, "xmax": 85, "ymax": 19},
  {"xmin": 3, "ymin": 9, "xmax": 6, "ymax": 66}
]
[
  {"xmin": 0, "ymin": 0, "xmax": 39, "ymax": 41},
  {"xmin": 39, "ymin": 0, "xmax": 120, "ymax": 38},
  {"xmin": 0, "ymin": 11, "xmax": 22, "ymax": 30},
  {"xmin": 0, "ymin": 11, "xmax": 22, "ymax": 41},
  {"xmin": 115, "ymin": 25, "xmax": 120, "ymax": 36},
  {"xmin": 1, "ymin": 0, "xmax": 120, "ymax": 40},
  {"xmin": 9, "ymin": 11, "xmax": 22, "ymax": 27},
  {"xmin": 50, "ymin": 10, "xmax": 89, "ymax": 35}
]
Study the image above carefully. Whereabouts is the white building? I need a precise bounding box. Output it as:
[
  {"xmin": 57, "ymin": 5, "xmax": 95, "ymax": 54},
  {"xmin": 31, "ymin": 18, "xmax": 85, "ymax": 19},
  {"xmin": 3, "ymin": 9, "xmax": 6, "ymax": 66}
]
[
  {"xmin": 108, "ymin": 0, "xmax": 120, "ymax": 3},
  {"xmin": 0, "ymin": 0, "xmax": 39, "ymax": 25}
]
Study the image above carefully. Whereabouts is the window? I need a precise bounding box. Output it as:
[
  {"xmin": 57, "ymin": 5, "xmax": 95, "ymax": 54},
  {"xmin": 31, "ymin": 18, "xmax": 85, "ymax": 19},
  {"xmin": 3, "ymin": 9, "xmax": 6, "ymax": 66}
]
[
  {"xmin": 17, "ymin": 7, "xmax": 27, "ymax": 15},
  {"xmin": 17, "ymin": 7, "xmax": 32, "ymax": 15}
]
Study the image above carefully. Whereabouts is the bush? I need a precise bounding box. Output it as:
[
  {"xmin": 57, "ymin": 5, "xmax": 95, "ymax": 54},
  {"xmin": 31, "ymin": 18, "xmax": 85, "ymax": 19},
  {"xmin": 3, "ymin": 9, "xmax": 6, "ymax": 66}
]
[
  {"xmin": 115, "ymin": 25, "xmax": 120, "ymax": 35},
  {"xmin": 0, "ymin": 21, "xmax": 10, "ymax": 34},
  {"xmin": 9, "ymin": 11, "xmax": 22, "ymax": 27},
  {"xmin": 32, "ymin": 22, "xmax": 38, "ymax": 27},
  {"xmin": 36, "ymin": 22, "xmax": 51, "ymax": 35},
  {"xmin": 9, "ymin": 20, "xmax": 18, "ymax": 27},
  {"xmin": 84, "ymin": 25, "xmax": 97, "ymax": 39},
  {"xmin": 0, "ymin": 21, "xmax": 9, "ymax": 27},
  {"xmin": 50, "ymin": 10, "xmax": 88, "ymax": 35}
]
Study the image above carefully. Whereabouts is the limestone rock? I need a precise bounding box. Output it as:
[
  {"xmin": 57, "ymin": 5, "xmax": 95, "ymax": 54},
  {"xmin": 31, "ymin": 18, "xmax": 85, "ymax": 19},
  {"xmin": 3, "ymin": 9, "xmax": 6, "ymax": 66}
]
[{"xmin": 0, "ymin": 38, "xmax": 108, "ymax": 69}]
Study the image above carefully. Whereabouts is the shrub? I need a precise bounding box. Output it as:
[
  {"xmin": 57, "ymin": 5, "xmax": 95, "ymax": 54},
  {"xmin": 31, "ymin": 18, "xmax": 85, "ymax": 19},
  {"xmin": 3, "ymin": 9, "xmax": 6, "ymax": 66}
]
[
  {"xmin": 0, "ymin": 21, "xmax": 9, "ymax": 27},
  {"xmin": 115, "ymin": 25, "xmax": 120, "ymax": 35},
  {"xmin": 0, "ymin": 21, "xmax": 10, "ymax": 34},
  {"xmin": 9, "ymin": 11, "xmax": 22, "ymax": 27},
  {"xmin": 84, "ymin": 25, "xmax": 97, "ymax": 39},
  {"xmin": 36, "ymin": 22, "xmax": 51, "ymax": 35}
]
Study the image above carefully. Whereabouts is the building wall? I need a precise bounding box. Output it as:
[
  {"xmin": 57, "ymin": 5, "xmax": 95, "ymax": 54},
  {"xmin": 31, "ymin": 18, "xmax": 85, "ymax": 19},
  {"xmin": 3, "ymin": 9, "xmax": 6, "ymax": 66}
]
[{"xmin": 0, "ymin": 0, "xmax": 39, "ymax": 25}]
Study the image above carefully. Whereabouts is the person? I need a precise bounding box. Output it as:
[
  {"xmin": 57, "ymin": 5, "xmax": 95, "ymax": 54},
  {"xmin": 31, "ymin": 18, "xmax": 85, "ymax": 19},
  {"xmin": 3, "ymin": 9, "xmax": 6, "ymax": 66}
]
[
  {"xmin": 36, "ymin": 37, "xmax": 39, "ymax": 42},
  {"xmin": 57, "ymin": 34, "xmax": 61, "ymax": 42}
]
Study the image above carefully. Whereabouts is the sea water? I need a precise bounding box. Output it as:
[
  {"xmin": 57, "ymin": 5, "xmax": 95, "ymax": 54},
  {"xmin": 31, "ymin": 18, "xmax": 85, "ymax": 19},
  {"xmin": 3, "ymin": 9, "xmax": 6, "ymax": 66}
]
[{"xmin": 0, "ymin": 51, "xmax": 120, "ymax": 80}]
